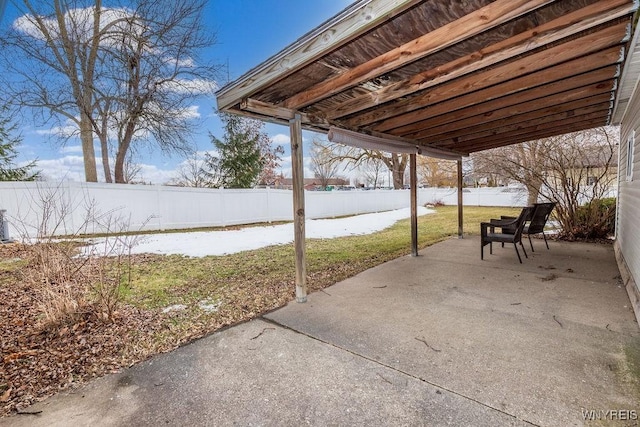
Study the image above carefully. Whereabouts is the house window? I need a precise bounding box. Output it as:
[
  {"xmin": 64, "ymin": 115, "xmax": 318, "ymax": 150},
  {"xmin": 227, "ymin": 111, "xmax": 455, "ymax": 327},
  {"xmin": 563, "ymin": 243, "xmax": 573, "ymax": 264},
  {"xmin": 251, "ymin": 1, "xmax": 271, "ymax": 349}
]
[
  {"xmin": 586, "ymin": 176, "xmax": 597, "ymax": 185},
  {"xmin": 627, "ymin": 130, "xmax": 635, "ymax": 181}
]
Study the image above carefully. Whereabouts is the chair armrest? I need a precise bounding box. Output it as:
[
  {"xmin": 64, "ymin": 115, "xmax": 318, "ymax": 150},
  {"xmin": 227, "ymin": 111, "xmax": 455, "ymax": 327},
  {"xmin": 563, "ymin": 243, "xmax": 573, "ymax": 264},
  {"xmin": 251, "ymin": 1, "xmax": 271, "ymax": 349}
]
[
  {"xmin": 488, "ymin": 217, "xmax": 518, "ymax": 234},
  {"xmin": 500, "ymin": 215, "xmax": 517, "ymax": 220},
  {"xmin": 488, "ymin": 217, "xmax": 518, "ymax": 227}
]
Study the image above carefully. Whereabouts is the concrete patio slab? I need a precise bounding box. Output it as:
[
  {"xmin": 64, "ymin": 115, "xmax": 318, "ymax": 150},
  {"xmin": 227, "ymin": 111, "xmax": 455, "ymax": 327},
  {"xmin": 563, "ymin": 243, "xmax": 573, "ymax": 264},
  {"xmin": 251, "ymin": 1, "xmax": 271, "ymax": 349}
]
[
  {"xmin": 1, "ymin": 237, "xmax": 638, "ymax": 426},
  {"xmin": 267, "ymin": 237, "xmax": 640, "ymax": 426},
  {"xmin": 0, "ymin": 318, "xmax": 528, "ymax": 427}
]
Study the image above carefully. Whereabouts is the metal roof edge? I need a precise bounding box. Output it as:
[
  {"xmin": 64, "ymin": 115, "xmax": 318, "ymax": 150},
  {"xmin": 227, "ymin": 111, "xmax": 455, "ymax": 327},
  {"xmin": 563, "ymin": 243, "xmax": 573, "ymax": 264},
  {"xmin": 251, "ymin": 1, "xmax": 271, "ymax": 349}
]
[
  {"xmin": 612, "ymin": 1, "xmax": 640, "ymax": 124},
  {"xmin": 214, "ymin": 0, "xmax": 421, "ymax": 110}
]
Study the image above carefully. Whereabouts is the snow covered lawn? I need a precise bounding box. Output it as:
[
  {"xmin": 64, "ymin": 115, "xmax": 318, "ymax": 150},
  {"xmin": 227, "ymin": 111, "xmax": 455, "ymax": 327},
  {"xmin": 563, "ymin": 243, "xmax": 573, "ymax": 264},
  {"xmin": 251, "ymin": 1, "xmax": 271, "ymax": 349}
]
[{"xmin": 85, "ymin": 207, "xmax": 434, "ymax": 257}]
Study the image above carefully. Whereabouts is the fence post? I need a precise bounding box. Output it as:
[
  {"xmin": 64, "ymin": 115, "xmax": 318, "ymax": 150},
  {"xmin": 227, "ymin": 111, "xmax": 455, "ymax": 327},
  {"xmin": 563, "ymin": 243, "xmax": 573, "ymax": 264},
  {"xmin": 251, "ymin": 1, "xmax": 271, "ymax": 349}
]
[
  {"xmin": 266, "ymin": 186, "xmax": 272, "ymax": 223},
  {"xmin": 219, "ymin": 187, "xmax": 226, "ymax": 227}
]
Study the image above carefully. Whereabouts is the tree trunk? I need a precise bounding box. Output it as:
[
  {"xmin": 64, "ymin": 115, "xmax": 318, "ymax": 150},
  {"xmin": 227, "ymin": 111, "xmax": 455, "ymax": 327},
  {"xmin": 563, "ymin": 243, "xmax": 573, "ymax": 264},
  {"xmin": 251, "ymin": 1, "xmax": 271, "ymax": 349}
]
[
  {"xmin": 114, "ymin": 120, "xmax": 135, "ymax": 183},
  {"xmin": 525, "ymin": 174, "xmax": 543, "ymax": 205},
  {"xmin": 114, "ymin": 148, "xmax": 126, "ymax": 184},
  {"xmin": 390, "ymin": 153, "xmax": 408, "ymax": 189},
  {"xmin": 79, "ymin": 115, "xmax": 98, "ymax": 182},
  {"xmin": 392, "ymin": 167, "xmax": 404, "ymax": 189},
  {"xmin": 99, "ymin": 134, "xmax": 112, "ymax": 183}
]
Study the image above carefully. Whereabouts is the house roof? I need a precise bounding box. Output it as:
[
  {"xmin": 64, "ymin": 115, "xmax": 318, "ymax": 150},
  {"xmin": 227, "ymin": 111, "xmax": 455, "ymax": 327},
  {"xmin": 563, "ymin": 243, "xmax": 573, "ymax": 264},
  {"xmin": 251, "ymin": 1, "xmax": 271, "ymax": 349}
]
[{"xmin": 216, "ymin": 0, "xmax": 638, "ymax": 156}]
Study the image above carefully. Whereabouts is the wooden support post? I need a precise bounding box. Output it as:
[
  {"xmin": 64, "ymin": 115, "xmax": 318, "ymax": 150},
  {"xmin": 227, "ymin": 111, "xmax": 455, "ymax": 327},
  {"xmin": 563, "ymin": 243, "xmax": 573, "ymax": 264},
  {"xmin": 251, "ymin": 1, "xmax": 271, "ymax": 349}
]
[
  {"xmin": 410, "ymin": 153, "xmax": 418, "ymax": 257},
  {"xmin": 290, "ymin": 114, "xmax": 307, "ymax": 302},
  {"xmin": 457, "ymin": 159, "xmax": 464, "ymax": 238}
]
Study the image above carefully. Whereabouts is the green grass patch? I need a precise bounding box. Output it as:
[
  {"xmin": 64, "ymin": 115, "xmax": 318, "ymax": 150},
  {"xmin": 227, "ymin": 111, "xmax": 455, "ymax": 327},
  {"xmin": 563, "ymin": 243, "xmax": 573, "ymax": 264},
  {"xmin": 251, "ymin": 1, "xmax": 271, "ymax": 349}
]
[{"xmin": 125, "ymin": 206, "xmax": 518, "ymax": 310}]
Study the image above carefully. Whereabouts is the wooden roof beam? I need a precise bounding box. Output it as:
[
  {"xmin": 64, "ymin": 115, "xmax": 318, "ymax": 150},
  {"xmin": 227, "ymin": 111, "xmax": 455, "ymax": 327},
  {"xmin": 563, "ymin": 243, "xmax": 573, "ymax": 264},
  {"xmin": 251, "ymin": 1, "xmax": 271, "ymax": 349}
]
[
  {"xmin": 403, "ymin": 82, "xmax": 616, "ymax": 141},
  {"xmin": 365, "ymin": 45, "xmax": 623, "ymax": 133},
  {"xmin": 393, "ymin": 65, "xmax": 618, "ymax": 138},
  {"xmin": 395, "ymin": 66, "xmax": 618, "ymax": 137},
  {"xmin": 326, "ymin": 0, "xmax": 633, "ymax": 120},
  {"xmin": 239, "ymin": 98, "xmax": 331, "ymax": 128},
  {"xmin": 348, "ymin": 22, "xmax": 627, "ymax": 130},
  {"xmin": 461, "ymin": 119, "xmax": 609, "ymax": 153},
  {"xmin": 281, "ymin": 0, "xmax": 554, "ymax": 110},
  {"xmin": 427, "ymin": 105, "xmax": 612, "ymax": 147},
  {"xmin": 215, "ymin": 0, "xmax": 424, "ymax": 111},
  {"xmin": 440, "ymin": 115, "xmax": 609, "ymax": 152}
]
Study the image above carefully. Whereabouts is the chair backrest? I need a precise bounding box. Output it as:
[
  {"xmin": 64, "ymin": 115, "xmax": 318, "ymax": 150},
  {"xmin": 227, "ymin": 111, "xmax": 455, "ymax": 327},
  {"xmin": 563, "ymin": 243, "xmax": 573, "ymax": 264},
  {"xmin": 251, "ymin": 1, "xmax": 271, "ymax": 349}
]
[
  {"xmin": 527, "ymin": 202, "xmax": 556, "ymax": 234},
  {"xmin": 514, "ymin": 206, "xmax": 535, "ymax": 242}
]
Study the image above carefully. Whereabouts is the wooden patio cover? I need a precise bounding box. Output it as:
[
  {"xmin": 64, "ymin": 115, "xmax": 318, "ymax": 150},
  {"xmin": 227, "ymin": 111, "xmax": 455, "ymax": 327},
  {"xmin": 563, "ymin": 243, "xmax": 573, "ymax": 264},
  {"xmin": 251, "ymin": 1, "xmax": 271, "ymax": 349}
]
[{"xmin": 215, "ymin": 0, "xmax": 638, "ymax": 301}]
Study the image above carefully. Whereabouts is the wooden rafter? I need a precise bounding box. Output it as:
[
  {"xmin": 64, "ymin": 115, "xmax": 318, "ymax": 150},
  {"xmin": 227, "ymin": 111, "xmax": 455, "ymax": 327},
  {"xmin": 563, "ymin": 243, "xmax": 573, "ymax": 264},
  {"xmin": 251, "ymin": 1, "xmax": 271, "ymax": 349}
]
[
  {"xmin": 281, "ymin": 0, "xmax": 554, "ymax": 110},
  {"xmin": 458, "ymin": 119, "xmax": 609, "ymax": 153},
  {"xmin": 239, "ymin": 98, "xmax": 330, "ymax": 127},
  {"xmin": 412, "ymin": 93, "xmax": 614, "ymax": 143},
  {"xmin": 396, "ymin": 67, "xmax": 618, "ymax": 138},
  {"xmin": 325, "ymin": 0, "xmax": 632, "ymax": 120},
  {"xmin": 217, "ymin": 0, "xmax": 636, "ymax": 157},
  {"xmin": 430, "ymin": 107, "xmax": 612, "ymax": 147},
  {"xmin": 443, "ymin": 116, "xmax": 610, "ymax": 152},
  {"xmin": 363, "ymin": 46, "xmax": 623, "ymax": 135},
  {"xmin": 345, "ymin": 23, "xmax": 627, "ymax": 130}
]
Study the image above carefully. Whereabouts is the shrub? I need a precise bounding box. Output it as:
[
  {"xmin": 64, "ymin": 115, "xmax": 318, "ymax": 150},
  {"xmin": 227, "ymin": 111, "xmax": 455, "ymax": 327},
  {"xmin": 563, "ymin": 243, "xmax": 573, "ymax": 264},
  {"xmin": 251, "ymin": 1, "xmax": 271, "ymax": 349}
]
[{"xmin": 569, "ymin": 197, "xmax": 616, "ymax": 239}]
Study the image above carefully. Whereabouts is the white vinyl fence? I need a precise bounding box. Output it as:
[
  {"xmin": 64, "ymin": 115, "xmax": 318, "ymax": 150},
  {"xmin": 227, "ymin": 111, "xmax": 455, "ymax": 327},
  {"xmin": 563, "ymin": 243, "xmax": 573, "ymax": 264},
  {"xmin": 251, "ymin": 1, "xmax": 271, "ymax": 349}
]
[{"xmin": 0, "ymin": 181, "xmax": 529, "ymax": 237}]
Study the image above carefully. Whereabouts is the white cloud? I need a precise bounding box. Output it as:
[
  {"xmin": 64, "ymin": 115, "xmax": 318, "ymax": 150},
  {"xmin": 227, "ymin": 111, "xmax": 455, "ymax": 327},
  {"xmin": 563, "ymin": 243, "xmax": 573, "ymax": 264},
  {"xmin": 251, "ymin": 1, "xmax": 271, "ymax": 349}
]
[
  {"xmin": 14, "ymin": 7, "xmax": 134, "ymax": 44},
  {"xmin": 58, "ymin": 145, "xmax": 83, "ymax": 154},
  {"xmin": 158, "ymin": 78, "xmax": 218, "ymax": 95},
  {"xmin": 134, "ymin": 163, "xmax": 178, "ymax": 185},
  {"xmin": 36, "ymin": 155, "xmax": 178, "ymax": 185},
  {"xmin": 35, "ymin": 123, "xmax": 78, "ymax": 138},
  {"xmin": 271, "ymin": 133, "xmax": 290, "ymax": 145},
  {"xmin": 36, "ymin": 156, "xmax": 89, "ymax": 182},
  {"xmin": 176, "ymin": 105, "xmax": 201, "ymax": 120}
]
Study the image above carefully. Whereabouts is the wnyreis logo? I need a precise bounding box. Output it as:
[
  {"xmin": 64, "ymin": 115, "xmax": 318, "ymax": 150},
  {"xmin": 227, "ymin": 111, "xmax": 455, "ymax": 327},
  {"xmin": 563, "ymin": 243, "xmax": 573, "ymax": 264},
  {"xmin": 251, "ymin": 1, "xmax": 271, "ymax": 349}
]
[{"xmin": 581, "ymin": 409, "xmax": 638, "ymax": 421}]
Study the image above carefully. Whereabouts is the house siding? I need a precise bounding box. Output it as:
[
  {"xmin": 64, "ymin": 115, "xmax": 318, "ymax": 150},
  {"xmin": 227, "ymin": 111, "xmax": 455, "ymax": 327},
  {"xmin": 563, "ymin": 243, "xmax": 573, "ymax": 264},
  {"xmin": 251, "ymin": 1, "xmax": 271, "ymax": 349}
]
[{"xmin": 618, "ymin": 83, "xmax": 640, "ymax": 320}]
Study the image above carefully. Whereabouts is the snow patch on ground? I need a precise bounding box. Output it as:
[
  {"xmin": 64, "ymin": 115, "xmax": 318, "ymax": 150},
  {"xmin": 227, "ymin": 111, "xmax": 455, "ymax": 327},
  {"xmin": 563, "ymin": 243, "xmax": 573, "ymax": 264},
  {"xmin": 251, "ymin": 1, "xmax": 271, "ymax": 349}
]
[{"xmin": 84, "ymin": 207, "xmax": 434, "ymax": 258}]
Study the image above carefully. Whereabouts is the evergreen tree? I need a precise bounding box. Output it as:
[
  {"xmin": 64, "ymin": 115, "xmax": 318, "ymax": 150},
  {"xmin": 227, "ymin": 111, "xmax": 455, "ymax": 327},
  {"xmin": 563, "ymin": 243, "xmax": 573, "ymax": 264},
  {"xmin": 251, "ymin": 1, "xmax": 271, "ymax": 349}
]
[
  {"xmin": 0, "ymin": 110, "xmax": 39, "ymax": 181},
  {"xmin": 205, "ymin": 113, "xmax": 281, "ymax": 188}
]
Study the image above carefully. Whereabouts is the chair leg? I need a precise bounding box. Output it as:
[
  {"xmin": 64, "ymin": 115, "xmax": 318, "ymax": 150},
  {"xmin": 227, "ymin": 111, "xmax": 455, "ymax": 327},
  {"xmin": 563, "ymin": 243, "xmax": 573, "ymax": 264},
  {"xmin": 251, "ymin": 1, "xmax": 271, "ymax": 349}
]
[
  {"xmin": 513, "ymin": 243, "xmax": 523, "ymax": 264},
  {"xmin": 481, "ymin": 243, "xmax": 484, "ymax": 260},
  {"xmin": 543, "ymin": 232, "xmax": 549, "ymax": 250},
  {"xmin": 521, "ymin": 241, "xmax": 528, "ymax": 259},
  {"xmin": 528, "ymin": 234, "xmax": 534, "ymax": 252},
  {"xmin": 490, "ymin": 242, "xmax": 493, "ymax": 255}
]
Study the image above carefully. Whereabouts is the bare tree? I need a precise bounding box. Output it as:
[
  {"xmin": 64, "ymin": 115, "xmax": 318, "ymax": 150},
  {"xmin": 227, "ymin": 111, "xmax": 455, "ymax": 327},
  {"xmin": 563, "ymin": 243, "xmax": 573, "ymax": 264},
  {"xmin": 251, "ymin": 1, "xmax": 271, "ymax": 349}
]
[
  {"xmin": 418, "ymin": 157, "xmax": 457, "ymax": 187},
  {"xmin": 120, "ymin": 153, "xmax": 143, "ymax": 184},
  {"xmin": 472, "ymin": 140, "xmax": 550, "ymax": 203},
  {"xmin": 471, "ymin": 126, "xmax": 618, "ymax": 237},
  {"xmin": 0, "ymin": 0, "xmax": 120, "ymax": 181},
  {"xmin": 105, "ymin": 0, "xmax": 219, "ymax": 183},
  {"xmin": 310, "ymin": 138, "xmax": 340, "ymax": 190},
  {"xmin": 169, "ymin": 151, "xmax": 213, "ymax": 187},
  {"xmin": 313, "ymin": 139, "xmax": 408, "ymax": 189},
  {"xmin": 0, "ymin": 0, "xmax": 219, "ymax": 183},
  {"xmin": 360, "ymin": 157, "xmax": 385, "ymax": 188}
]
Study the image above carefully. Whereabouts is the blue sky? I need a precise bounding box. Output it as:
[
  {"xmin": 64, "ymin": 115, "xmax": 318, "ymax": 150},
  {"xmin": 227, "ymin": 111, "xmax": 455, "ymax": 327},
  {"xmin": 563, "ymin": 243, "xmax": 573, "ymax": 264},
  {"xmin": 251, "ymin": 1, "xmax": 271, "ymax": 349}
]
[{"xmin": 1, "ymin": 0, "xmax": 353, "ymax": 183}]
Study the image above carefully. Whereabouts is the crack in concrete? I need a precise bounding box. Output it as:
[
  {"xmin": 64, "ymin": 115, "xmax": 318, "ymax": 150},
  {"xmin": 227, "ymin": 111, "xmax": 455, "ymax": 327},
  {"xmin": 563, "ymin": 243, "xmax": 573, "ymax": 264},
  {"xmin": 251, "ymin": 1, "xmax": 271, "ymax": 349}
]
[{"xmin": 260, "ymin": 316, "xmax": 540, "ymax": 427}]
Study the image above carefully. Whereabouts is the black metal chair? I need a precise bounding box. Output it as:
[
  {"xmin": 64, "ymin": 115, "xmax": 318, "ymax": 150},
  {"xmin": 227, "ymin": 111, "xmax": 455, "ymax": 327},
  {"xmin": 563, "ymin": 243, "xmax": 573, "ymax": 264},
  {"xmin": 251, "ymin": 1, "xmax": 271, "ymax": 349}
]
[
  {"xmin": 500, "ymin": 202, "xmax": 556, "ymax": 252},
  {"xmin": 481, "ymin": 206, "xmax": 534, "ymax": 264}
]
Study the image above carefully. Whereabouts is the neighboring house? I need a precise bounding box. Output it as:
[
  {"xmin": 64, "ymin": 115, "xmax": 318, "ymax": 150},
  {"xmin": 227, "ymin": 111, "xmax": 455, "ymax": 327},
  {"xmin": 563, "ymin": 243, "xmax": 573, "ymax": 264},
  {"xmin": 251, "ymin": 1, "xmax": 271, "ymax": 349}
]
[{"xmin": 543, "ymin": 146, "xmax": 619, "ymax": 202}]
